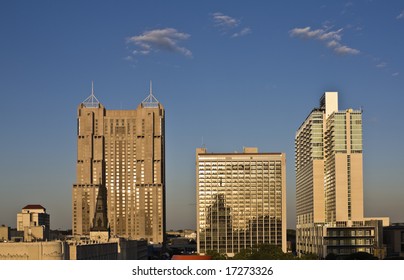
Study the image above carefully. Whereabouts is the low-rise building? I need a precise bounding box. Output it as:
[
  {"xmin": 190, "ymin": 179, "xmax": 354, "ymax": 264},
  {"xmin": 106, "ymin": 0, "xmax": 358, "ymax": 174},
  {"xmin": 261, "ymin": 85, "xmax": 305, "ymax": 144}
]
[
  {"xmin": 0, "ymin": 241, "xmax": 69, "ymax": 260},
  {"xmin": 111, "ymin": 238, "xmax": 148, "ymax": 260},
  {"xmin": 383, "ymin": 223, "xmax": 404, "ymax": 258},
  {"xmin": 17, "ymin": 205, "xmax": 50, "ymax": 241},
  {"xmin": 323, "ymin": 219, "xmax": 386, "ymax": 259},
  {"xmin": 0, "ymin": 225, "xmax": 10, "ymax": 242},
  {"xmin": 68, "ymin": 241, "xmax": 117, "ymax": 260}
]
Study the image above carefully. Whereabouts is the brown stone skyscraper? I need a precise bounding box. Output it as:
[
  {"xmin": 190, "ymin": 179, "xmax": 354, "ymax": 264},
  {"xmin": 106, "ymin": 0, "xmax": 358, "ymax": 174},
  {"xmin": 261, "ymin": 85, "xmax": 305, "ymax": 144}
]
[{"xmin": 72, "ymin": 82, "xmax": 165, "ymax": 244}]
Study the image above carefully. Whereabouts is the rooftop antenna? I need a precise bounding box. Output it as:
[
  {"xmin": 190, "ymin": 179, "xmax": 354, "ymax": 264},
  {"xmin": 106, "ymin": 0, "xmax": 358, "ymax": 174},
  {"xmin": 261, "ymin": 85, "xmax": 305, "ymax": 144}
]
[
  {"xmin": 82, "ymin": 80, "xmax": 100, "ymax": 108},
  {"xmin": 202, "ymin": 136, "xmax": 206, "ymax": 149},
  {"xmin": 141, "ymin": 80, "xmax": 159, "ymax": 108}
]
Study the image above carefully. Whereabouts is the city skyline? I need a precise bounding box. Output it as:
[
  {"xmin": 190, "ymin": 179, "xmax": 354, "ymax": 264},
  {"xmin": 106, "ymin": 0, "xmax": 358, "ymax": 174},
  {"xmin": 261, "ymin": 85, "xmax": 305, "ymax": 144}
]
[{"xmin": 0, "ymin": 1, "xmax": 403, "ymax": 231}]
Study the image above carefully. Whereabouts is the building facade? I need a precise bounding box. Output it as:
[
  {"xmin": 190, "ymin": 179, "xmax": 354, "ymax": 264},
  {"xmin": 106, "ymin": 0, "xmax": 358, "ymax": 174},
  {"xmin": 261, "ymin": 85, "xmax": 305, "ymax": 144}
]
[
  {"xmin": 0, "ymin": 241, "xmax": 69, "ymax": 260},
  {"xmin": 0, "ymin": 226, "xmax": 10, "ymax": 242},
  {"xmin": 295, "ymin": 92, "xmax": 388, "ymax": 258},
  {"xmin": 0, "ymin": 239, "xmax": 148, "ymax": 260},
  {"xmin": 196, "ymin": 147, "xmax": 287, "ymax": 257},
  {"xmin": 72, "ymin": 83, "xmax": 165, "ymax": 244},
  {"xmin": 383, "ymin": 223, "xmax": 404, "ymax": 258},
  {"xmin": 17, "ymin": 204, "xmax": 50, "ymax": 241}
]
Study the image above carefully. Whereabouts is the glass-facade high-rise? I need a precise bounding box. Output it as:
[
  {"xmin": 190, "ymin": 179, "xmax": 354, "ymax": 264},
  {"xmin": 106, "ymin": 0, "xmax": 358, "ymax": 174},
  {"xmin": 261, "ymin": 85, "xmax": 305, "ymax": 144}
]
[
  {"xmin": 196, "ymin": 147, "xmax": 286, "ymax": 257},
  {"xmin": 295, "ymin": 91, "xmax": 389, "ymax": 258}
]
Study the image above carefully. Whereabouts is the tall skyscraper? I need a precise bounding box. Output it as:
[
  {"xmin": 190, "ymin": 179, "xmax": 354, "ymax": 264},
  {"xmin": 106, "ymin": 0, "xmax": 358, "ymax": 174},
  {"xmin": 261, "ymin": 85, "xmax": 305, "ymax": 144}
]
[
  {"xmin": 72, "ymin": 82, "xmax": 165, "ymax": 244},
  {"xmin": 295, "ymin": 92, "xmax": 389, "ymax": 258},
  {"xmin": 196, "ymin": 147, "xmax": 287, "ymax": 257}
]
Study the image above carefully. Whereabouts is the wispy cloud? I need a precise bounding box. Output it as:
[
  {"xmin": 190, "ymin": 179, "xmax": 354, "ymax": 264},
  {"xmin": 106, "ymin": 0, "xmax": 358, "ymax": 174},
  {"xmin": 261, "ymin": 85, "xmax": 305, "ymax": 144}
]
[
  {"xmin": 397, "ymin": 10, "xmax": 404, "ymax": 19},
  {"xmin": 212, "ymin": 12, "xmax": 239, "ymax": 28},
  {"xmin": 211, "ymin": 12, "xmax": 251, "ymax": 38},
  {"xmin": 232, "ymin": 27, "xmax": 252, "ymax": 38},
  {"xmin": 341, "ymin": 2, "xmax": 354, "ymax": 15},
  {"xmin": 370, "ymin": 56, "xmax": 399, "ymax": 76},
  {"xmin": 126, "ymin": 28, "xmax": 192, "ymax": 58},
  {"xmin": 290, "ymin": 26, "xmax": 360, "ymax": 55},
  {"xmin": 334, "ymin": 45, "xmax": 360, "ymax": 55},
  {"xmin": 124, "ymin": 55, "xmax": 134, "ymax": 61},
  {"xmin": 376, "ymin": 62, "xmax": 387, "ymax": 68}
]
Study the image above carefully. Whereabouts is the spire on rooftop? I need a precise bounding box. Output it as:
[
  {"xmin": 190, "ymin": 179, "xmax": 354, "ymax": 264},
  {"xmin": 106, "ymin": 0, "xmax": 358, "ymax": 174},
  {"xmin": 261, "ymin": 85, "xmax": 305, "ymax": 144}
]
[
  {"xmin": 82, "ymin": 81, "xmax": 101, "ymax": 108},
  {"xmin": 141, "ymin": 80, "xmax": 159, "ymax": 108}
]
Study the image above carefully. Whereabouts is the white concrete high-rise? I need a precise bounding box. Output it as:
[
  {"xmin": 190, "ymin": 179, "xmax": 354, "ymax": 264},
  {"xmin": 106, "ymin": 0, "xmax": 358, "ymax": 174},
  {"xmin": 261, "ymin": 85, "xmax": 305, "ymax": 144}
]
[{"xmin": 295, "ymin": 92, "xmax": 389, "ymax": 258}]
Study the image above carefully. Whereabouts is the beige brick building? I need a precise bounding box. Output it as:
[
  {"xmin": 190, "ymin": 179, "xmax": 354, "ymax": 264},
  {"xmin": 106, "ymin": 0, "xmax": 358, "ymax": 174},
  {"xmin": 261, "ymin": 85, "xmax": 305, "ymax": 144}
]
[
  {"xmin": 72, "ymin": 83, "xmax": 165, "ymax": 244},
  {"xmin": 17, "ymin": 204, "xmax": 50, "ymax": 241}
]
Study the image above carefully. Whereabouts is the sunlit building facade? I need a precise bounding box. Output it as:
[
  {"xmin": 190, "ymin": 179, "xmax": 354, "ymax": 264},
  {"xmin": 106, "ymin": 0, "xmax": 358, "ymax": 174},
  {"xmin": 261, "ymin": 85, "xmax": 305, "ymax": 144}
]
[
  {"xmin": 72, "ymin": 83, "xmax": 165, "ymax": 244},
  {"xmin": 196, "ymin": 147, "xmax": 287, "ymax": 257},
  {"xmin": 295, "ymin": 92, "xmax": 389, "ymax": 258}
]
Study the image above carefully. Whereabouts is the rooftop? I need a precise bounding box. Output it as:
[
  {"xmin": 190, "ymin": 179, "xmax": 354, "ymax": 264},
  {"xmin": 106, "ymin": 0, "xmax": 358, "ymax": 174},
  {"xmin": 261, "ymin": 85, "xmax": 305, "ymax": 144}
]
[{"xmin": 22, "ymin": 204, "xmax": 46, "ymax": 210}]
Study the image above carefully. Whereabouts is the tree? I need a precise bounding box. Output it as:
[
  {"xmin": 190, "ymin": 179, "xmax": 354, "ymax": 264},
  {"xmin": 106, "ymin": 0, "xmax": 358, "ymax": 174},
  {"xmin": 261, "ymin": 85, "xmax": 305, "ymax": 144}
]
[
  {"xmin": 206, "ymin": 250, "xmax": 228, "ymax": 260},
  {"xmin": 233, "ymin": 244, "xmax": 295, "ymax": 260},
  {"xmin": 299, "ymin": 253, "xmax": 318, "ymax": 260}
]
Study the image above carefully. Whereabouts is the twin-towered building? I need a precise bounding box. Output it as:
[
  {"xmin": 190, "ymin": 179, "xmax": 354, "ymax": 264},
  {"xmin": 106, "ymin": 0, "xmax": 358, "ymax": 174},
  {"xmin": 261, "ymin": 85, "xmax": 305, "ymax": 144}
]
[{"xmin": 72, "ymin": 83, "xmax": 165, "ymax": 244}]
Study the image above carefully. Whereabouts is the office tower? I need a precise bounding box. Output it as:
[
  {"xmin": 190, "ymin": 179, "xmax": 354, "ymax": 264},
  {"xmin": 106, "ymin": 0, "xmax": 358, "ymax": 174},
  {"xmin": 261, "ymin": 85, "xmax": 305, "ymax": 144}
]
[
  {"xmin": 196, "ymin": 147, "xmax": 287, "ymax": 257},
  {"xmin": 295, "ymin": 92, "xmax": 388, "ymax": 258},
  {"xmin": 72, "ymin": 82, "xmax": 165, "ymax": 244}
]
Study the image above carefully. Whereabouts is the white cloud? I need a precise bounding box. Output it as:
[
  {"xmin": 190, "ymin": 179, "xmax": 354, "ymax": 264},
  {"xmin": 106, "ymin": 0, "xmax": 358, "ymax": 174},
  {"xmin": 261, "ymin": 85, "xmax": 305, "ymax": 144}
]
[
  {"xmin": 127, "ymin": 28, "xmax": 192, "ymax": 57},
  {"xmin": 211, "ymin": 12, "xmax": 251, "ymax": 38},
  {"xmin": 318, "ymin": 29, "xmax": 343, "ymax": 41},
  {"xmin": 290, "ymin": 26, "xmax": 342, "ymax": 41},
  {"xmin": 232, "ymin": 27, "xmax": 251, "ymax": 38},
  {"xmin": 289, "ymin": 27, "xmax": 321, "ymax": 39},
  {"xmin": 392, "ymin": 72, "xmax": 399, "ymax": 77},
  {"xmin": 327, "ymin": 40, "xmax": 339, "ymax": 48},
  {"xmin": 334, "ymin": 45, "xmax": 360, "ymax": 55},
  {"xmin": 290, "ymin": 26, "xmax": 359, "ymax": 55},
  {"xmin": 397, "ymin": 10, "xmax": 404, "ymax": 19},
  {"xmin": 212, "ymin": 12, "xmax": 239, "ymax": 28}
]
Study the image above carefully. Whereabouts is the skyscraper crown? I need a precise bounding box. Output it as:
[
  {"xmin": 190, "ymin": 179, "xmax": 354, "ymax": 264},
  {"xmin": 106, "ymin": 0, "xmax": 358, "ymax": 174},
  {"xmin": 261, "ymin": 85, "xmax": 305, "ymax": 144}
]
[
  {"xmin": 82, "ymin": 81, "xmax": 101, "ymax": 108},
  {"xmin": 141, "ymin": 81, "xmax": 159, "ymax": 108}
]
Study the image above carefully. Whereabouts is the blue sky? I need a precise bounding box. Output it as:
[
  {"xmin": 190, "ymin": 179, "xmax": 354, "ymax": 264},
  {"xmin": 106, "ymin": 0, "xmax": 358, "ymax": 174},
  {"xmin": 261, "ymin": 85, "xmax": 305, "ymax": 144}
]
[{"xmin": 0, "ymin": 0, "xmax": 403, "ymax": 230}]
